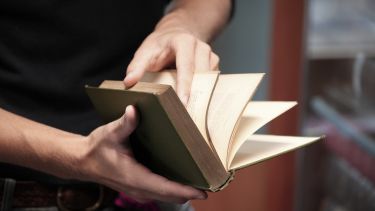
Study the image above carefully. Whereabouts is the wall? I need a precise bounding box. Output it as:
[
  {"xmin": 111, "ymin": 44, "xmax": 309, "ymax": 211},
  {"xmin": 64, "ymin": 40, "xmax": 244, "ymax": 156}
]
[
  {"xmin": 213, "ymin": 0, "xmax": 272, "ymax": 100},
  {"xmin": 192, "ymin": 1, "xmax": 274, "ymax": 211},
  {"xmin": 193, "ymin": 0, "xmax": 307, "ymax": 210}
]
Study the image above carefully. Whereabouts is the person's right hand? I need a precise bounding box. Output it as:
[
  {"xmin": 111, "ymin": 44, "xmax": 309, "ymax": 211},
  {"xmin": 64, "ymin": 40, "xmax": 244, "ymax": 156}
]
[{"xmin": 79, "ymin": 105, "xmax": 206, "ymax": 203}]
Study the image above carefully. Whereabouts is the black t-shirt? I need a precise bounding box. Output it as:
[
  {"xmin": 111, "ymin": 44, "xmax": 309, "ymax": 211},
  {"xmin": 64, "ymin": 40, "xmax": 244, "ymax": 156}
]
[{"xmin": 0, "ymin": 0, "xmax": 168, "ymax": 179}]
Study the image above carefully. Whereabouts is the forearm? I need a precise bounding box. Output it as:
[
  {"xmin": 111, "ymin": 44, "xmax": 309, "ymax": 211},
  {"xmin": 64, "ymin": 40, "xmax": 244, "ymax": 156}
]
[
  {"xmin": 158, "ymin": 0, "xmax": 232, "ymax": 42},
  {"xmin": 0, "ymin": 108, "xmax": 84, "ymax": 180},
  {"xmin": 0, "ymin": 107, "xmax": 206, "ymax": 202}
]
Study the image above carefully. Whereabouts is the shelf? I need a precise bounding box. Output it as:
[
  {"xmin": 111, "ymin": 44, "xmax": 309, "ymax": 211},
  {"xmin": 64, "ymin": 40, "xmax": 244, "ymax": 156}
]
[{"xmin": 307, "ymin": 0, "xmax": 375, "ymax": 59}]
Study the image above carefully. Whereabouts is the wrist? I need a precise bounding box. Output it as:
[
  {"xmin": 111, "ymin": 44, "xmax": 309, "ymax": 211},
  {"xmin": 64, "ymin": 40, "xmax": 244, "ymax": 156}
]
[
  {"xmin": 156, "ymin": 0, "xmax": 232, "ymax": 42},
  {"xmin": 155, "ymin": 9, "xmax": 203, "ymax": 41},
  {"xmin": 155, "ymin": 9, "xmax": 210, "ymax": 42},
  {"xmin": 0, "ymin": 108, "xmax": 93, "ymax": 182},
  {"xmin": 48, "ymin": 133, "xmax": 89, "ymax": 181},
  {"xmin": 70, "ymin": 134, "xmax": 107, "ymax": 184}
]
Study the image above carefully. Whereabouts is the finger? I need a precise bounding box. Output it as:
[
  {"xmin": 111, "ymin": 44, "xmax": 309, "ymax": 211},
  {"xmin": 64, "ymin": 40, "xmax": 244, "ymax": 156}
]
[
  {"xmin": 210, "ymin": 52, "xmax": 220, "ymax": 71},
  {"xmin": 138, "ymin": 172, "xmax": 207, "ymax": 203},
  {"xmin": 124, "ymin": 44, "xmax": 165, "ymax": 88},
  {"xmin": 148, "ymin": 49, "xmax": 174, "ymax": 72},
  {"xmin": 106, "ymin": 105, "xmax": 138, "ymax": 141},
  {"xmin": 127, "ymin": 162, "xmax": 206, "ymax": 203},
  {"xmin": 154, "ymin": 179, "xmax": 207, "ymax": 203},
  {"xmin": 174, "ymin": 35, "xmax": 196, "ymax": 105},
  {"xmin": 124, "ymin": 50, "xmax": 152, "ymax": 88},
  {"xmin": 194, "ymin": 42, "xmax": 211, "ymax": 72}
]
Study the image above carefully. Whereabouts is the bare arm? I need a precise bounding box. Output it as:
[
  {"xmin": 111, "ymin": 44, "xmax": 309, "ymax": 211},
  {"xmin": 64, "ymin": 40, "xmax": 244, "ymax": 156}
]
[
  {"xmin": 0, "ymin": 108, "xmax": 83, "ymax": 179},
  {"xmin": 0, "ymin": 0, "xmax": 231, "ymax": 203},
  {"xmin": 0, "ymin": 107, "xmax": 205, "ymax": 203},
  {"xmin": 124, "ymin": 0, "xmax": 232, "ymax": 105},
  {"xmin": 160, "ymin": 0, "xmax": 232, "ymax": 42}
]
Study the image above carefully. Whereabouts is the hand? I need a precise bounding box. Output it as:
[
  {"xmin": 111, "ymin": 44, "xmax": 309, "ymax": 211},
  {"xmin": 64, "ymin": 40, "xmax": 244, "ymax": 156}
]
[
  {"xmin": 124, "ymin": 27, "xmax": 220, "ymax": 105},
  {"xmin": 80, "ymin": 105, "xmax": 206, "ymax": 203}
]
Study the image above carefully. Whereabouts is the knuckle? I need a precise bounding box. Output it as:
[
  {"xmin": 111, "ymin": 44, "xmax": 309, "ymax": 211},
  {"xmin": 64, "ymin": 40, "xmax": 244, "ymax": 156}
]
[
  {"xmin": 199, "ymin": 42, "xmax": 212, "ymax": 52},
  {"xmin": 126, "ymin": 62, "xmax": 139, "ymax": 74},
  {"xmin": 174, "ymin": 33, "xmax": 196, "ymax": 45},
  {"xmin": 132, "ymin": 48, "xmax": 147, "ymax": 60},
  {"xmin": 148, "ymin": 54, "xmax": 159, "ymax": 69},
  {"xmin": 116, "ymin": 115, "xmax": 126, "ymax": 129},
  {"xmin": 126, "ymin": 64, "xmax": 133, "ymax": 73},
  {"xmin": 100, "ymin": 124, "xmax": 113, "ymax": 139},
  {"xmin": 212, "ymin": 54, "xmax": 220, "ymax": 64},
  {"xmin": 212, "ymin": 52, "xmax": 219, "ymax": 61},
  {"xmin": 133, "ymin": 47, "xmax": 157, "ymax": 63}
]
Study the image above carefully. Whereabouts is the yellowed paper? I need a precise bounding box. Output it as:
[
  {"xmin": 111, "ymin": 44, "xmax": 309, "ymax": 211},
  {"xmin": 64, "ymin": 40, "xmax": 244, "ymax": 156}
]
[
  {"xmin": 141, "ymin": 71, "xmax": 219, "ymax": 145},
  {"xmin": 227, "ymin": 101, "xmax": 297, "ymax": 168},
  {"xmin": 229, "ymin": 134, "xmax": 320, "ymax": 170},
  {"xmin": 207, "ymin": 73, "xmax": 264, "ymax": 167}
]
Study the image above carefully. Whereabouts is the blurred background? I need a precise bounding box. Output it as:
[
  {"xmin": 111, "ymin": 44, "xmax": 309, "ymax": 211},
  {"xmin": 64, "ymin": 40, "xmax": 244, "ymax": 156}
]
[{"xmin": 192, "ymin": 0, "xmax": 375, "ymax": 210}]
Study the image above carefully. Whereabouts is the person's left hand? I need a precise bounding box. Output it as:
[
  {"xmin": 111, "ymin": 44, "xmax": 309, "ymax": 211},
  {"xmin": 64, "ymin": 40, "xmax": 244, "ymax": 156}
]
[{"xmin": 123, "ymin": 27, "xmax": 219, "ymax": 105}]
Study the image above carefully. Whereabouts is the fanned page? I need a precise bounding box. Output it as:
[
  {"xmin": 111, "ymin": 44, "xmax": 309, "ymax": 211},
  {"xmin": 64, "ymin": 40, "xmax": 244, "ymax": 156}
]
[
  {"xmin": 207, "ymin": 74, "xmax": 264, "ymax": 168},
  {"xmin": 229, "ymin": 135, "xmax": 320, "ymax": 170},
  {"xmin": 140, "ymin": 71, "xmax": 219, "ymax": 146},
  {"xmin": 227, "ymin": 101, "xmax": 297, "ymax": 168}
]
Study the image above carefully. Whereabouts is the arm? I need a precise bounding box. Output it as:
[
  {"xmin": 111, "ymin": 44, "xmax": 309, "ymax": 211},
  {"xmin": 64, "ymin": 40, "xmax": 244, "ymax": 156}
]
[
  {"xmin": 0, "ymin": 108, "xmax": 83, "ymax": 179},
  {"xmin": 0, "ymin": 107, "xmax": 205, "ymax": 203},
  {"xmin": 124, "ymin": 0, "xmax": 232, "ymax": 105}
]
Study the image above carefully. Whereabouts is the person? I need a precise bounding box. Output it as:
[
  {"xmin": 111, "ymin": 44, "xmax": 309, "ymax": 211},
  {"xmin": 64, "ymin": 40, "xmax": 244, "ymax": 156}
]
[{"xmin": 0, "ymin": 0, "xmax": 232, "ymax": 210}]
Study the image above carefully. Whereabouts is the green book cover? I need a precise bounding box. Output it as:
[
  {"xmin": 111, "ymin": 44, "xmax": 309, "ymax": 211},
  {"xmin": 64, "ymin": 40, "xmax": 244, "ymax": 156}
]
[{"xmin": 85, "ymin": 83, "xmax": 231, "ymax": 191}]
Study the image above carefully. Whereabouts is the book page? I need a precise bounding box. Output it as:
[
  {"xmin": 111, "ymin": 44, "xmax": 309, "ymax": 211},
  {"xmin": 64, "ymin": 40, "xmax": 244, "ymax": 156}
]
[
  {"xmin": 185, "ymin": 73, "xmax": 219, "ymax": 142},
  {"xmin": 229, "ymin": 135, "xmax": 320, "ymax": 170},
  {"xmin": 140, "ymin": 71, "xmax": 219, "ymax": 145},
  {"xmin": 207, "ymin": 74, "xmax": 264, "ymax": 168},
  {"xmin": 140, "ymin": 71, "xmax": 178, "ymax": 89},
  {"xmin": 227, "ymin": 101, "xmax": 297, "ymax": 168}
]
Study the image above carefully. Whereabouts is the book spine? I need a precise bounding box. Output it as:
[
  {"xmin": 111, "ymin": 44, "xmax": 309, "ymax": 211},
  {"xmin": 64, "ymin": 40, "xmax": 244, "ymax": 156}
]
[
  {"xmin": 211, "ymin": 170, "xmax": 236, "ymax": 192},
  {"xmin": 158, "ymin": 88, "xmax": 230, "ymax": 190},
  {"xmin": 324, "ymin": 127, "xmax": 375, "ymax": 183},
  {"xmin": 311, "ymin": 97, "xmax": 375, "ymax": 155},
  {"xmin": 323, "ymin": 156, "xmax": 375, "ymax": 211},
  {"xmin": 320, "ymin": 198, "xmax": 349, "ymax": 211}
]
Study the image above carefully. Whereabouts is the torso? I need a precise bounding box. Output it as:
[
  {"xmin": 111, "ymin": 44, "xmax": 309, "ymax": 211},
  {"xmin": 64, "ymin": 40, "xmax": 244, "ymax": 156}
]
[{"xmin": 0, "ymin": 0, "xmax": 168, "ymax": 179}]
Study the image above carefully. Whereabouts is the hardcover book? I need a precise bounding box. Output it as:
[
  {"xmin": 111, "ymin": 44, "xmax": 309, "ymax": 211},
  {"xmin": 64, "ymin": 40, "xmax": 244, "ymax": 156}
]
[
  {"xmin": 323, "ymin": 156, "xmax": 375, "ymax": 211},
  {"xmin": 86, "ymin": 71, "xmax": 321, "ymax": 191}
]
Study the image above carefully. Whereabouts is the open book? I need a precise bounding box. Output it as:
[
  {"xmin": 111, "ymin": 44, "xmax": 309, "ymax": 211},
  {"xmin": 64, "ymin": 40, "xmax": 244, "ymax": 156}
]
[{"xmin": 86, "ymin": 71, "xmax": 321, "ymax": 191}]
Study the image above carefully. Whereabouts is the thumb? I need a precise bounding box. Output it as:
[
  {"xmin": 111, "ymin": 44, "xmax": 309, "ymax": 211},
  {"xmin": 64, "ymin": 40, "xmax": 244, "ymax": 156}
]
[{"xmin": 108, "ymin": 105, "xmax": 138, "ymax": 142}]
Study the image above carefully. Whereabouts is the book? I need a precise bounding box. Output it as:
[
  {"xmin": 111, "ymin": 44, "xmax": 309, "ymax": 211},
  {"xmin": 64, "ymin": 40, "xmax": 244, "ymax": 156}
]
[
  {"xmin": 323, "ymin": 155, "xmax": 375, "ymax": 211},
  {"xmin": 325, "ymin": 126, "xmax": 375, "ymax": 183},
  {"xmin": 307, "ymin": 98, "xmax": 375, "ymax": 183},
  {"xmin": 320, "ymin": 198, "xmax": 349, "ymax": 211},
  {"xmin": 85, "ymin": 71, "xmax": 321, "ymax": 191}
]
